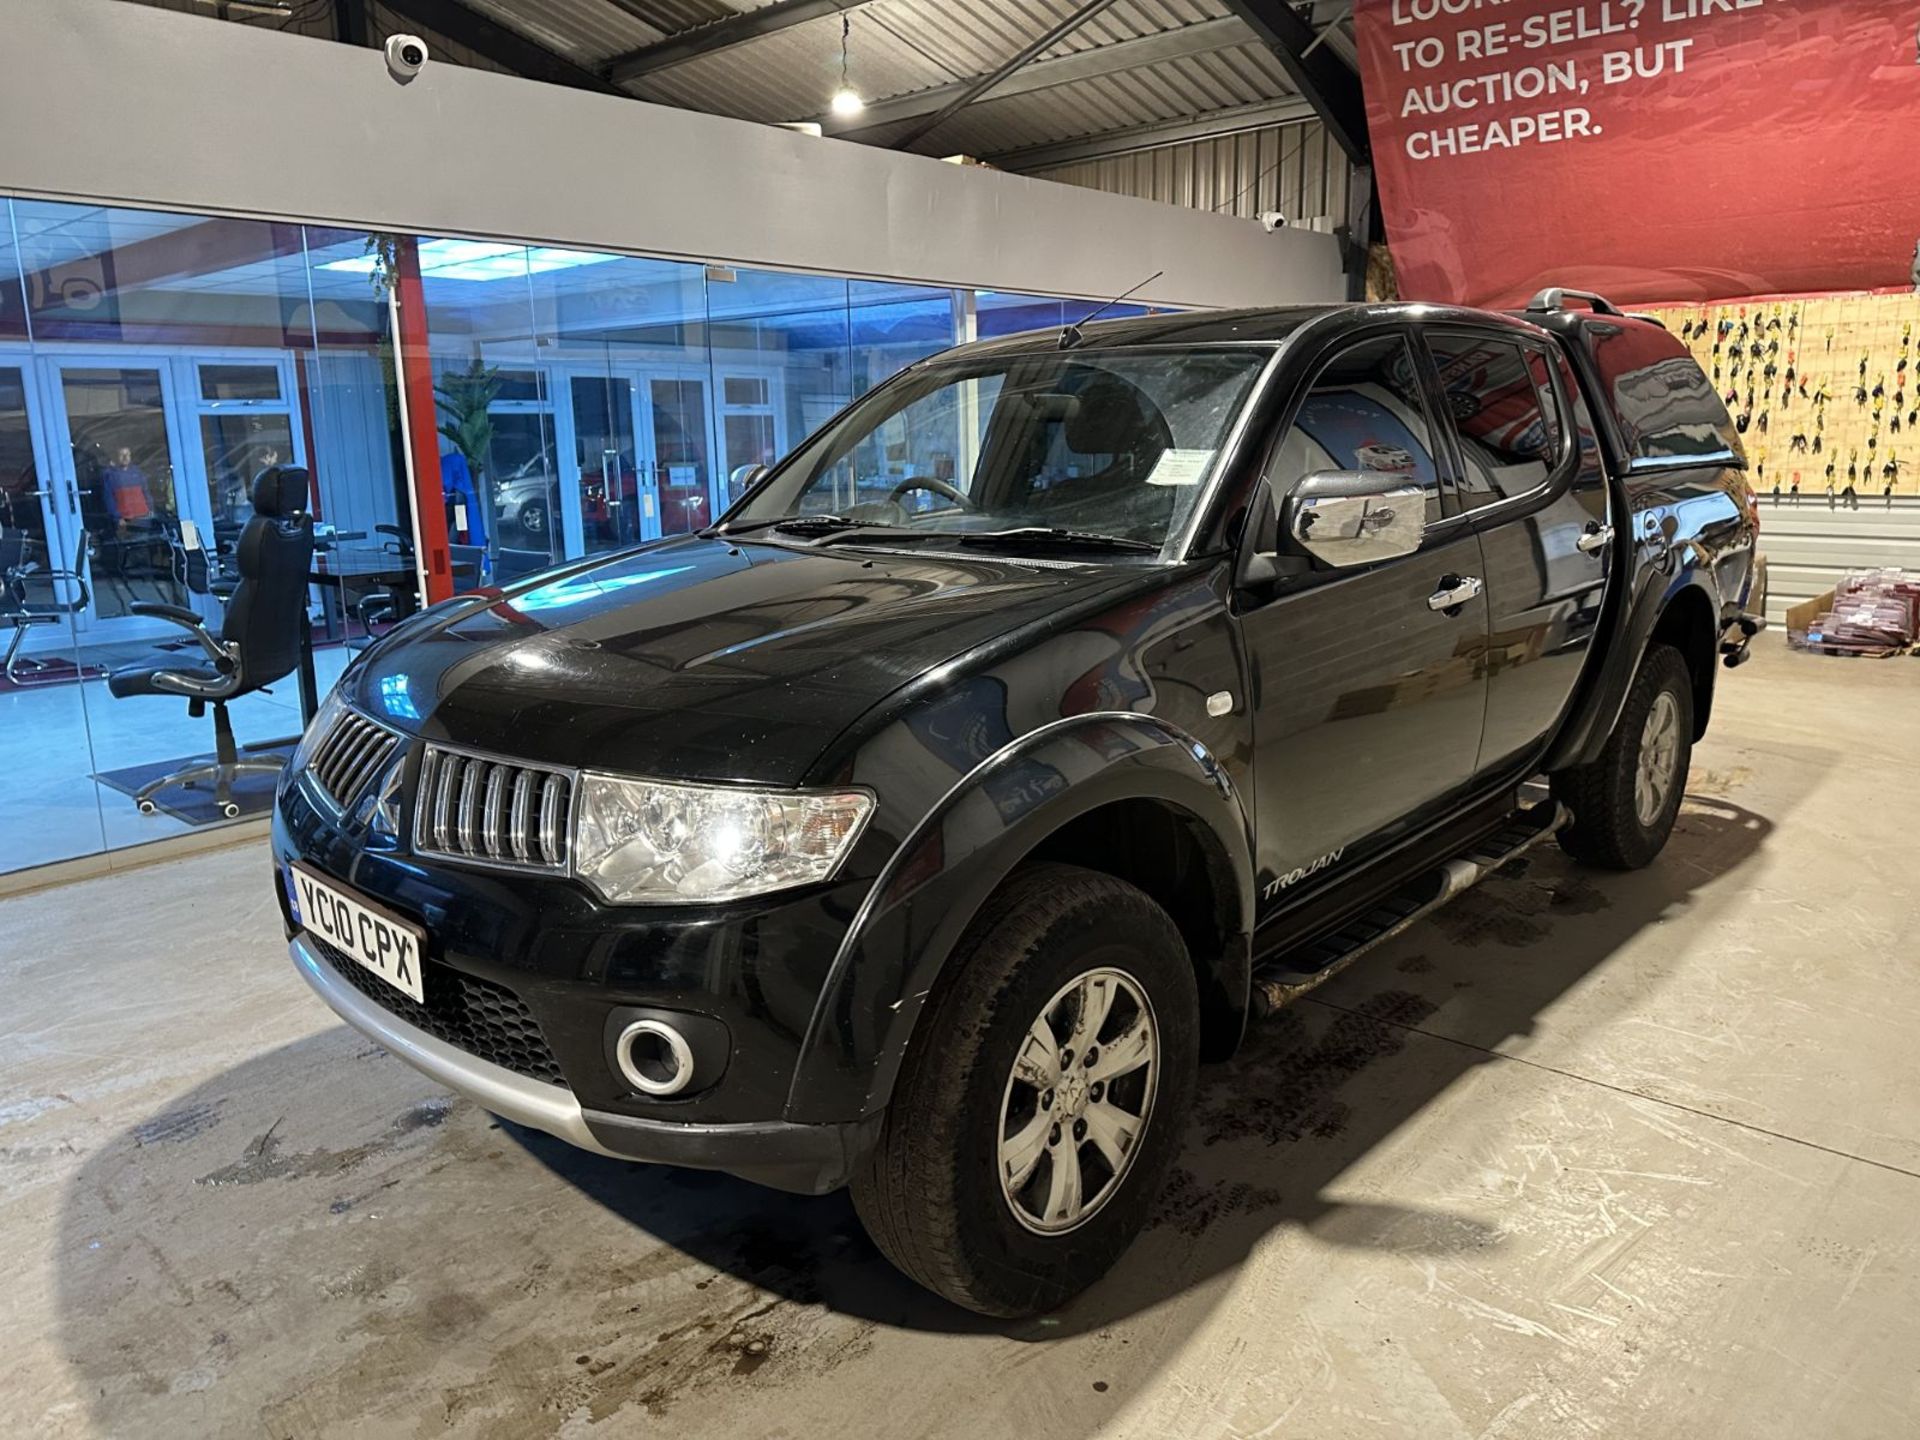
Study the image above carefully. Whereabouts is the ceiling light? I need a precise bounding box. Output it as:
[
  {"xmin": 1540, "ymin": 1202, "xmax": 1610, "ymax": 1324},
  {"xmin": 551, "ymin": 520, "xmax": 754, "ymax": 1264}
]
[
  {"xmin": 319, "ymin": 239, "xmax": 620, "ymax": 283},
  {"xmin": 829, "ymin": 13, "xmax": 863, "ymax": 120}
]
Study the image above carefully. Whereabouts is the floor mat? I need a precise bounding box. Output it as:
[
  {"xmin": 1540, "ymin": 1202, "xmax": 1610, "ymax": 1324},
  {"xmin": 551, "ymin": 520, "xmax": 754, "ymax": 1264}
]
[{"xmin": 94, "ymin": 745, "xmax": 294, "ymax": 825}]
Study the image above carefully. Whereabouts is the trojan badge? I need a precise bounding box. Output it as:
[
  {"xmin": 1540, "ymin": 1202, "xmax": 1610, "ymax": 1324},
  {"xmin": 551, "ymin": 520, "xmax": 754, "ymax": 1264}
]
[{"xmin": 1263, "ymin": 847, "xmax": 1345, "ymax": 900}]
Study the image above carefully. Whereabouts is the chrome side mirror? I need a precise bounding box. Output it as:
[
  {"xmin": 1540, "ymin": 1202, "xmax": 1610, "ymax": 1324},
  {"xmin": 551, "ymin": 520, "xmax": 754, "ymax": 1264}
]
[
  {"xmin": 728, "ymin": 463, "xmax": 768, "ymax": 500},
  {"xmin": 1282, "ymin": 469, "xmax": 1425, "ymax": 568}
]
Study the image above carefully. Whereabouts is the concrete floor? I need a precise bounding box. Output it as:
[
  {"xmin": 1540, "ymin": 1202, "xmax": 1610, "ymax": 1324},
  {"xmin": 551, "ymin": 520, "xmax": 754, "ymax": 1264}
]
[
  {"xmin": 3, "ymin": 640, "xmax": 1917, "ymax": 1439},
  {"xmin": 0, "ymin": 644, "xmax": 352, "ymax": 878}
]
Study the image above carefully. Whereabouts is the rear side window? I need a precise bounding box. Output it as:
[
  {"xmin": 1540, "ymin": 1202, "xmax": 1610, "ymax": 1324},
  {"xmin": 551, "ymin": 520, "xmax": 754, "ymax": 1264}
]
[
  {"xmin": 1270, "ymin": 333, "xmax": 1445, "ymax": 527},
  {"xmin": 1425, "ymin": 332, "xmax": 1563, "ymax": 507},
  {"xmin": 1582, "ymin": 319, "xmax": 1742, "ymax": 465}
]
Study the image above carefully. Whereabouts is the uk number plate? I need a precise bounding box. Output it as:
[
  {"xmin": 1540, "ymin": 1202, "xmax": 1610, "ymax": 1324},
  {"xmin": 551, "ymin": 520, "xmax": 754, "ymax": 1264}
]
[{"xmin": 288, "ymin": 862, "xmax": 427, "ymax": 1004}]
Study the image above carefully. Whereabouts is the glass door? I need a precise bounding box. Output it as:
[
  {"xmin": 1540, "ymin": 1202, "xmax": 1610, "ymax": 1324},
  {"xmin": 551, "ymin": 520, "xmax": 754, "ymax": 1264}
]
[
  {"xmin": 49, "ymin": 362, "xmax": 190, "ymax": 644},
  {"xmin": 566, "ymin": 370, "xmax": 646, "ymax": 556},
  {"xmin": 484, "ymin": 370, "xmax": 564, "ymax": 571},
  {"xmin": 0, "ymin": 361, "xmax": 58, "ymax": 577},
  {"xmin": 1, "ymin": 358, "xmax": 86, "ymax": 650},
  {"xmin": 0, "ymin": 354, "xmax": 108, "ymax": 875},
  {"xmin": 645, "ymin": 375, "xmax": 712, "ymax": 537}
]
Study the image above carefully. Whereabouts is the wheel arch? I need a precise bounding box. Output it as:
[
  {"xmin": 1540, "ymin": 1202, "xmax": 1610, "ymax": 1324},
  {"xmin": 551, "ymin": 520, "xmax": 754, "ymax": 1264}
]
[
  {"xmin": 1025, "ymin": 795, "xmax": 1252, "ymax": 1064},
  {"xmin": 1648, "ymin": 582, "xmax": 1717, "ymax": 739},
  {"xmin": 1558, "ymin": 572, "xmax": 1722, "ymax": 768},
  {"xmin": 784, "ymin": 715, "xmax": 1255, "ymax": 1125}
]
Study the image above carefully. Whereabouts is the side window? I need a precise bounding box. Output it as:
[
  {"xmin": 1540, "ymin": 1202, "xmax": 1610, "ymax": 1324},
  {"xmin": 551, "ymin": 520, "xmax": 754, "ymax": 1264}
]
[
  {"xmin": 1426, "ymin": 332, "xmax": 1562, "ymax": 509},
  {"xmin": 1271, "ymin": 334, "xmax": 1445, "ymax": 527},
  {"xmin": 1584, "ymin": 319, "xmax": 1742, "ymax": 464}
]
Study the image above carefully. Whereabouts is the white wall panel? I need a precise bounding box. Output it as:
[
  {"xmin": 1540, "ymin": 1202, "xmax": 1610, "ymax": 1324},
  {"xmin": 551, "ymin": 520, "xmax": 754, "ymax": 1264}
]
[{"xmin": 0, "ymin": 0, "xmax": 1344, "ymax": 311}]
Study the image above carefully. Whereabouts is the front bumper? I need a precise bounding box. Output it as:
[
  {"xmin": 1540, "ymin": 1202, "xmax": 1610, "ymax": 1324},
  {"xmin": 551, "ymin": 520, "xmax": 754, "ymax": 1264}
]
[
  {"xmin": 273, "ymin": 769, "xmax": 884, "ymax": 1127},
  {"xmin": 291, "ymin": 934, "xmax": 879, "ymax": 1194}
]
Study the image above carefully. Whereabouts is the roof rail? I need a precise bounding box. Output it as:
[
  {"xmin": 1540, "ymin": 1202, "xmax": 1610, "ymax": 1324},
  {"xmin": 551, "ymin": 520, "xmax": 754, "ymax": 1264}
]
[{"xmin": 1525, "ymin": 287, "xmax": 1624, "ymax": 317}]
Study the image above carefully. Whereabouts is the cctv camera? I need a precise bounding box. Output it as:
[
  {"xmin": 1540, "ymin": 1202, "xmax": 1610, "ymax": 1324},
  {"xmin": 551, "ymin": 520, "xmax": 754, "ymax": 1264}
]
[
  {"xmin": 385, "ymin": 33, "xmax": 428, "ymax": 81},
  {"xmin": 1257, "ymin": 211, "xmax": 1289, "ymax": 233}
]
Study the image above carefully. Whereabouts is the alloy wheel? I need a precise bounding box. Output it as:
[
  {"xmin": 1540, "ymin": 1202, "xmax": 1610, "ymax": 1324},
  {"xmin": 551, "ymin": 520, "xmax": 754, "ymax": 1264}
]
[
  {"xmin": 1635, "ymin": 690, "xmax": 1682, "ymax": 827},
  {"xmin": 997, "ymin": 967, "xmax": 1159, "ymax": 1235}
]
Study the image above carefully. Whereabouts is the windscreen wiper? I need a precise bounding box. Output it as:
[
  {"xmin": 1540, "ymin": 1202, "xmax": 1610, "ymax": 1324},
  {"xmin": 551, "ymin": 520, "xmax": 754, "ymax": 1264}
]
[
  {"xmin": 939, "ymin": 526, "xmax": 1160, "ymax": 554},
  {"xmin": 719, "ymin": 514, "xmax": 896, "ymax": 537}
]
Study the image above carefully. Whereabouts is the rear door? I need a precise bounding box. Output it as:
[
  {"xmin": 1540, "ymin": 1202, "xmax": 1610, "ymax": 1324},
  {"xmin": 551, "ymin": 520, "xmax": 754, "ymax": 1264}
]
[
  {"xmin": 1236, "ymin": 328, "xmax": 1490, "ymax": 920},
  {"xmin": 1418, "ymin": 325, "xmax": 1613, "ymax": 773}
]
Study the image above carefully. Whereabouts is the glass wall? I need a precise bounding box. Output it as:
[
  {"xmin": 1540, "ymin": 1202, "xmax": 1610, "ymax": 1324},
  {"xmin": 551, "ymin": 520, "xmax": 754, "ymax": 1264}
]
[
  {"xmin": 0, "ymin": 195, "xmax": 1185, "ymax": 879},
  {"xmin": 406, "ymin": 255, "xmax": 973, "ymax": 586},
  {"xmin": 976, "ymin": 290, "xmax": 1161, "ymax": 340},
  {"xmin": 0, "ymin": 200, "xmax": 394, "ymax": 872}
]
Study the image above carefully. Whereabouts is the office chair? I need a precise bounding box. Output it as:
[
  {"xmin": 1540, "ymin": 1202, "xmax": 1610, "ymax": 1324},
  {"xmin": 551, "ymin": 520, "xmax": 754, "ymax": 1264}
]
[
  {"xmin": 141, "ymin": 525, "xmax": 238, "ymax": 657},
  {"xmin": 2, "ymin": 529, "xmax": 92, "ymax": 686},
  {"xmin": 349, "ymin": 522, "xmax": 419, "ymax": 638},
  {"xmin": 107, "ymin": 466, "xmax": 315, "ymax": 819},
  {"xmin": 179, "ymin": 523, "xmax": 238, "ymax": 603}
]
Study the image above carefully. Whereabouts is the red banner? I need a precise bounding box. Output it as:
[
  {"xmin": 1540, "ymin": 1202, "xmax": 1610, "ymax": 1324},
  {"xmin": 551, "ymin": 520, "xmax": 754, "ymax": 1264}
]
[{"xmin": 1356, "ymin": 1, "xmax": 1920, "ymax": 308}]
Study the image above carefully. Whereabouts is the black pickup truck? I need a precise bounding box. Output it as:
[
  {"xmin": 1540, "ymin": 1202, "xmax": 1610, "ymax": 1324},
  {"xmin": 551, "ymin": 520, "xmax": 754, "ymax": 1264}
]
[{"xmin": 274, "ymin": 290, "xmax": 1762, "ymax": 1316}]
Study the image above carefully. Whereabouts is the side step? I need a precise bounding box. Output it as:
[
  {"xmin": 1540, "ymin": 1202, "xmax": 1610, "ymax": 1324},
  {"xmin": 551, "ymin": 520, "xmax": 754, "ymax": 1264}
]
[{"xmin": 1250, "ymin": 800, "xmax": 1567, "ymax": 1015}]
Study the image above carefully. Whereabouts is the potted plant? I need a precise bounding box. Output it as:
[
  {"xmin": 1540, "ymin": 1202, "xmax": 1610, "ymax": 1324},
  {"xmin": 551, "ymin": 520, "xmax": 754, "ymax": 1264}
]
[{"xmin": 434, "ymin": 358, "xmax": 501, "ymax": 486}]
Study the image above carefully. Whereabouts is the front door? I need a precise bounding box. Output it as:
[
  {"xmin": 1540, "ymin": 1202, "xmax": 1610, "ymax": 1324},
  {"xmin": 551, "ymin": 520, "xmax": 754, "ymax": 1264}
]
[
  {"xmin": 566, "ymin": 371, "xmax": 649, "ymax": 555},
  {"xmin": 645, "ymin": 375, "xmax": 713, "ymax": 537},
  {"xmin": 1237, "ymin": 330, "xmax": 1490, "ymax": 920}
]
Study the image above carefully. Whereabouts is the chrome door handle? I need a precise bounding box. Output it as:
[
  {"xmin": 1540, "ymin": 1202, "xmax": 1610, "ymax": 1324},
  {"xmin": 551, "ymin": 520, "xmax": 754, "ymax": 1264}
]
[
  {"xmin": 1576, "ymin": 523, "xmax": 1614, "ymax": 554},
  {"xmin": 1427, "ymin": 575, "xmax": 1484, "ymax": 612}
]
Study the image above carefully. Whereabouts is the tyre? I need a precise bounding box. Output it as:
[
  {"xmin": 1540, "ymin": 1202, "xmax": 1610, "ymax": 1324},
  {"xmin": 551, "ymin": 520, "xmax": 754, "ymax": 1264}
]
[
  {"xmin": 851, "ymin": 863, "xmax": 1199, "ymax": 1317},
  {"xmin": 519, "ymin": 499, "xmax": 547, "ymax": 537},
  {"xmin": 1553, "ymin": 642, "xmax": 1694, "ymax": 870}
]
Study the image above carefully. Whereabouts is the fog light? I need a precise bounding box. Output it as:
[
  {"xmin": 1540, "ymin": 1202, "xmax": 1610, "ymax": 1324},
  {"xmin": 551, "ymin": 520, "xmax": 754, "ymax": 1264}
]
[{"xmin": 615, "ymin": 1018, "xmax": 695, "ymax": 1097}]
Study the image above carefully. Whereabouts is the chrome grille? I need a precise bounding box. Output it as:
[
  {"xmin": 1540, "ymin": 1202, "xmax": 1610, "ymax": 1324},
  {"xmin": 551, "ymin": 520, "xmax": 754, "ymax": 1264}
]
[
  {"xmin": 305, "ymin": 707, "xmax": 402, "ymax": 814},
  {"xmin": 414, "ymin": 744, "xmax": 573, "ymax": 872}
]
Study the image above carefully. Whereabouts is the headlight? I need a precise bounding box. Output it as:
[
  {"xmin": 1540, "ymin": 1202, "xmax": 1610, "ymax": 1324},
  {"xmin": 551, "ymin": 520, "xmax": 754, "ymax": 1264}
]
[
  {"xmin": 572, "ymin": 774, "xmax": 872, "ymax": 904},
  {"xmin": 290, "ymin": 688, "xmax": 345, "ymax": 774}
]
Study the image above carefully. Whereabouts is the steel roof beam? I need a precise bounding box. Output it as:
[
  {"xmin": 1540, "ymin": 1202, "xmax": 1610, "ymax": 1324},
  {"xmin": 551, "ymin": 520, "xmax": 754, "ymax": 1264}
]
[
  {"xmin": 379, "ymin": 0, "xmax": 625, "ymax": 94},
  {"xmin": 605, "ymin": 0, "xmax": 881, "ymax": 84},
  {"xmin": 881, "ymin": 0, "xmax": 1124, "ymax": 150},
  {"xmin": 1219, "ymin": 0, "xmax": 1368, "ymax": 164},
  {"xmin": 826, "ymin": 15, "xmax": 1258, "ymax": 138}
]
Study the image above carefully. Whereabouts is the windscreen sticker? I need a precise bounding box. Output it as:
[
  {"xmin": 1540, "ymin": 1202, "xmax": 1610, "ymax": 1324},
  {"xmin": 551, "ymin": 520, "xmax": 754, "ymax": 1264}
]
[{"xmin": 1146, "ymin": 449, "xmax": 1215, "ymax": 487}]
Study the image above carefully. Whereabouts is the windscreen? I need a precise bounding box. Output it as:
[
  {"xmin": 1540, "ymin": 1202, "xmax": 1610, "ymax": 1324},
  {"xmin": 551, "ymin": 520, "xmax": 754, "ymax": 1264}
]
[{"xmin": 727, "ymin": 349, "xmax": 1273, "ymax": 554}]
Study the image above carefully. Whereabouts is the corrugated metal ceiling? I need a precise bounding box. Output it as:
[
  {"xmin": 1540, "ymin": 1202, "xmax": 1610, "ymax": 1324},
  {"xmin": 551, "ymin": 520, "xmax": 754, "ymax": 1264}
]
[
  {"xmin": 115, "ymin": 0, "xmax": 1355, "ymax": 166},
  {"xmin": 921, "ymin": 41, "xmax": 1296, "ymax": 160},
  {"xmin": 633, "ymin": 15, "xmax": 959, "ymax": 124},
  {"xmin": 458, "ymin": 0, "xmax": 667, "ymax": 59},
  {"xmin": 440, "ymin": 0, "xmax": 1354, "ymax": 164}
]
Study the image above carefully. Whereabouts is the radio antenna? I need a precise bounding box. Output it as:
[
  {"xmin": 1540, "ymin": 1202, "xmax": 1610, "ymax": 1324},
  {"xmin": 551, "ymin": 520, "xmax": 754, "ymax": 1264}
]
[{"xmin": 1060, "ymin": 270, "xmax": 1163, "ymax": 350}]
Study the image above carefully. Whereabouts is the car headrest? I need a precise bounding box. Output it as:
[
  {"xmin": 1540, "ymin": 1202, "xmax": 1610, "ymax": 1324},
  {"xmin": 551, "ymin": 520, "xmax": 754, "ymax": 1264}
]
[
  {"xmin": 1025, "ymin": 393, "xmax": 1083, "ymax": 423},
  {"xmin": 252, "ymin": 465, "xmax": 311, "ymax": 519},
  {"xmin": 1063, "ymin": 372, "xmax": 1167, "ymax": 457}
]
